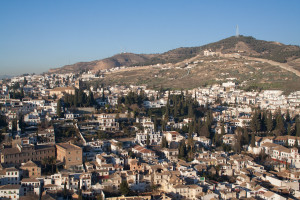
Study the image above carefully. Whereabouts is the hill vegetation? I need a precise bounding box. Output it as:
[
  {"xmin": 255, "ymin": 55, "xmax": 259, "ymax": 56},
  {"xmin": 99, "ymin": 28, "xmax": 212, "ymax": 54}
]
[
  {"xmin": 49, "ymin": 36, "xmax": 300, "ymax": 74},
  {"xmin": 90, "ymin": 55, "xmax": 300, "ymax": 94}
]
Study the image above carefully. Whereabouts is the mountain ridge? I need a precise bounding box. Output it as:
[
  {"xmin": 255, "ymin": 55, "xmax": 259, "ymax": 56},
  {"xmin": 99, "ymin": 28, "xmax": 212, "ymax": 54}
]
[{"xmin": 48, "ymin": 36, "xmax": 300, "ymax": 74}]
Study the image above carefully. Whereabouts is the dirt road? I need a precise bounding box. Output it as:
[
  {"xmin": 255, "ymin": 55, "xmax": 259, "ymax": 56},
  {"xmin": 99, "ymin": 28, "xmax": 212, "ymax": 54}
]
[{"xmin": 243, "ymin": 56, "xmax": 300, "ymax": 77}]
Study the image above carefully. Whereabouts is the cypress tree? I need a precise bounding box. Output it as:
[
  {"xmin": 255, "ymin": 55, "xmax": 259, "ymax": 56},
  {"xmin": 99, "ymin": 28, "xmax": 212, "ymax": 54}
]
[
  {"xmin": 296, "ymin": 117, "xmax": 300, "ymax": 137},
  {"xmin": 63, "ymin": 182, "xmax": 67, "ymax": 199},
  {"xmin": 266, "ymin": 111, "xmax": 273, "ymax": 132},
  {"xmin": 120, "ymin": 180, "xmax": 130, "ymax": 196},
  {"xmin": 178, "ymin": 140, "xmax": 186, "ymax": 159},
  {"xmin": 146, "ymin": 134, "xmax": 150, "ymax": 147},
  {"xmin": 275, "ymin": 111, "xmax": 285, "ymax": 135},
  {"xmin": 161, "ymin": 136, "xmax": 167, "ymax": 148},
  {"xmin": 287, "ymin": 124, "xmax": 291, "ymax": 135},
  {"xmin": 242, "ymin": 128, "xmax": 249, "ymax": 145},
  {"xmin": 261, "ymin": 110, "xmax": 268, "ymax": 132},
  {"xmin": 251, "ymin": 132, "xmax": 255, "ymax": 147},
  {"xmin": 188, "ymin": 103, "xmax": 193, "ymax": 118},
  {"xmin": 221, "ymin": 123, "xmax": 225, "ymax": 135},
  {"xmin": 286, "ymin": 110, "xmax": 291, "ymax": 124},
  {"xmin": 295, "ymin": 139, "xmax": 298, "ymax": 148},
  {"xmin": 57, "ymin": 100, "xmax": 63, "ymax": 118}
]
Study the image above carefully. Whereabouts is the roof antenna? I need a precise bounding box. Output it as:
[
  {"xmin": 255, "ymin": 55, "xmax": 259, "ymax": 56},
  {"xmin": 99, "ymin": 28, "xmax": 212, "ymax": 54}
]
[{"xmin": 236, "ymin": 25, "xmax": 239, "ymax": 38}]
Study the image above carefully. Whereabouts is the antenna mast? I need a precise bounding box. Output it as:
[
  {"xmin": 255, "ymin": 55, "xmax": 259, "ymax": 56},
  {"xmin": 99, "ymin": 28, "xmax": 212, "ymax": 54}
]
[{"xmin": 236, "ymin": 25, "xmax": 239, "ymax": 37}]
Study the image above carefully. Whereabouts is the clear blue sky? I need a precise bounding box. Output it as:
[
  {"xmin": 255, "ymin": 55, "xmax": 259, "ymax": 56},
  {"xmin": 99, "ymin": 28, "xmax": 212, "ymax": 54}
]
[{"xmin": 1, "ymin": 0, "xmax": 300, "ymax": 76}]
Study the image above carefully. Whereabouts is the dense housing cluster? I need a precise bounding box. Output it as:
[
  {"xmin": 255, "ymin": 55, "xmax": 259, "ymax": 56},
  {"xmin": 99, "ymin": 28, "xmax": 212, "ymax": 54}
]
[{"xmin": 0, "ymin": 71, "xmax": 299, "ymax": 200}]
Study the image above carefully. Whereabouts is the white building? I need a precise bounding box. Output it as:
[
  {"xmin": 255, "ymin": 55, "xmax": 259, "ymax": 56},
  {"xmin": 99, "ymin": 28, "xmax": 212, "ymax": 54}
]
[
  {"xmin": 135, "ymin": 130, "xmax": 162, "ymax": 145},
  {"xmin": 95, "ymin": 113, "xmax": 119, "ymax": 131},
  {"xmin": 0, "ymin": 167, "xmax": 20, "ymax": 185},
  {"xmin": 0, "ymin": 185, "xmax": 22, "ymax": 200}
]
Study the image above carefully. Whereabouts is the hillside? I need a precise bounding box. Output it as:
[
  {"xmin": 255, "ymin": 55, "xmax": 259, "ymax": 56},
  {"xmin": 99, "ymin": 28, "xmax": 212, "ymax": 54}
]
[
  {"xmin": 49, "ymin": 53, "xmax": 155, "ymax": 74},
  {"xmin": 91, "ymin": 55, "xmax": 300, "ymax": 94},
  {"xmin": 49, "ymin": 36, "xmax": 300, "ymax": 74}
]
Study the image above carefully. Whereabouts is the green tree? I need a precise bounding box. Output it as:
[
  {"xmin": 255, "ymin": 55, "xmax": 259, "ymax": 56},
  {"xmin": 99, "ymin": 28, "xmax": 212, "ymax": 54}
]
[
  {"xmin": 242, "ymin": 128, "xmax": 249, "ymax": 145},
  {"xmin": 275, "ymin": 111, "xmax": 285, "ymax": 135},
  {"xmin": 287, "ymin": 124, "xmax": 291, "ymax": 135},
  {"xmin": 251, "ymin": 132, "xmax": 255, "ymax": 147},
  {"xmin": 250, "ymin": 110, "xmax": 261, "ymax": 133},
  {"xmin": 57, "ymin": 100, "xmax": 63, "ymax": 118},
  {"xmin": 221, "ymin": 123, "xmax": 225, "ymax": 135},
  {"xmin": 78, "ymin": 189, "xmax": 82, "ymax": 200},
  {"xmin": 146, "ymin": 134, "xmax": 150, "ymax": 147},
  {"xmin": 285, "ymin": 110, "xmax": 291, "ymax": 124},
  {"xmin": 86, "ymin": 90, "xmax": 95, "ymax": 106},
  {"xmin": 200, "ymin": 122, "xmax": 210, "ymax": 138},
  {"xmin": 120, "ymin": 180, "xmax": 130, "ymax": 196},
  {"xmin": 266, "ymin": 111, "xmax": 273, "ymax": 132},
  {"xmin": 0, "ymin": 115, "xmax": 7, "ymax": 127},
  {"xmin": 261, "ymin": 111, "xmax": 267, "ymax": 132},
  {"xmin": 49, "ymin": 157, "xmax": 56, "ymax": 173},
  {"xmin": 161, "ymin": 136, "xmax": 168, "ymax": 148},
  {"xmin": 12, "ymin": 119, "xmax": 17, "ymax": 132},
  {"xmin": 188, "ymin": 103, "xmax": 193, "ymax": 118},
  {"xmin": 295, "ymin": 117, "xmax": 300, "ymax": 137},
  {"xmin": 178, "ymin": 140, "xmax": 187, "ymax": 160},
  {"xmin": 23, "ymin": 77, "xmax": 28, "ymax": 86},
  {"xmin": 295, "ymin": 139, "xmax": 298, "ymax": 148},
  {"xmin": 63, "ymin": 182, "xmax": 67, "ymax": 199},
  {"xmin": 97, "ymin": 195, "xmax": 103, "ymax": 200}
]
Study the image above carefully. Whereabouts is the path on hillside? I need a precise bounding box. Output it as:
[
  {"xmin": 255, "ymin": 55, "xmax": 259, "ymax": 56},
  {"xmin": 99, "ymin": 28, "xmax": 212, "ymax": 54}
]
[
  {"xmin": 179, "ymin": 68, "xmax": 190, "ymax": 79},
  {"xmin": 243, "ymin": 56, "xmax": 300, "ymax": 78}
]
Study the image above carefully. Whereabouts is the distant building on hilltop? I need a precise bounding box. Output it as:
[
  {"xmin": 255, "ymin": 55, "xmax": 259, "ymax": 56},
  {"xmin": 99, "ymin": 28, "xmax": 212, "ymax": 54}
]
[{"xmin": 203, "ymin": 49, "xmax": 217, "ymax": 56}]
